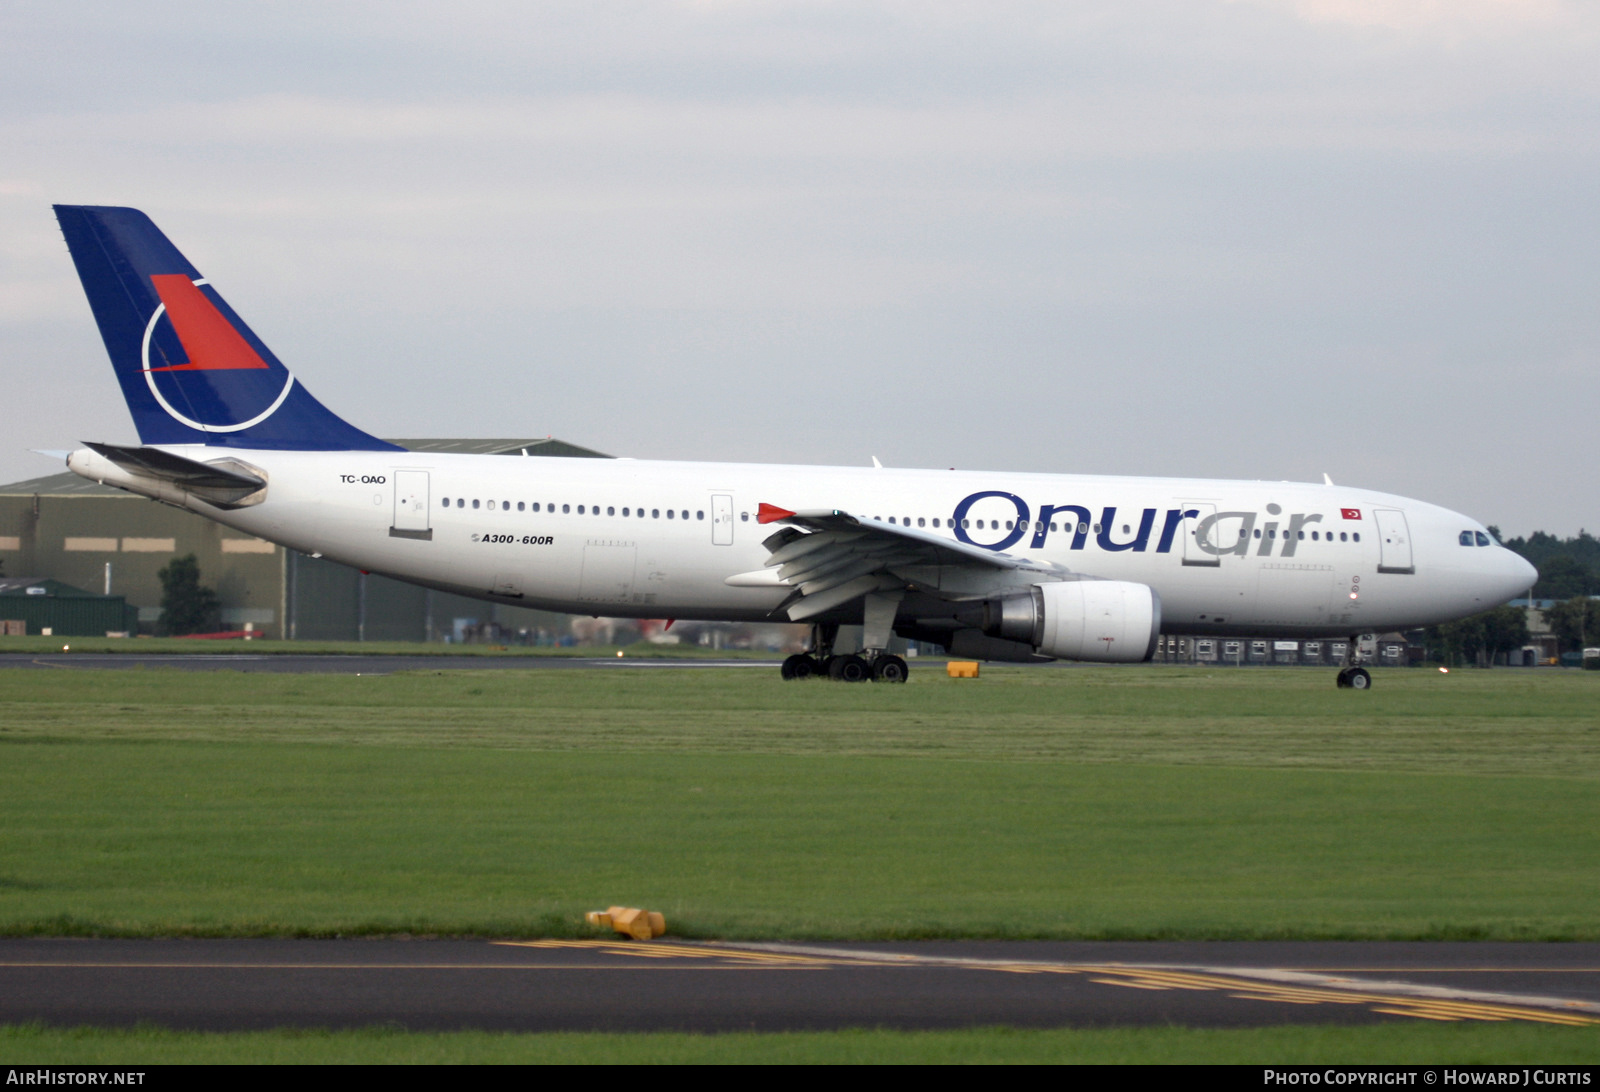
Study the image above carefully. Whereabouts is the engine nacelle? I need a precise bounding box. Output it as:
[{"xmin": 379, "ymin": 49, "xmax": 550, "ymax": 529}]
[{"xmin": 983, "ymin": 580, "xmax": 1161, "ymax": 663}]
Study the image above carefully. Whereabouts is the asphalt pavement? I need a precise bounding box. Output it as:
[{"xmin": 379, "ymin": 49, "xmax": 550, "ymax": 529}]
[
  {"xmin": 0, "ymin": 653, "xmax": 775, "ymax": 673},
  {"xmin": 3, "ymin": 939, "xmax": 1597, "ymax": 1032}
]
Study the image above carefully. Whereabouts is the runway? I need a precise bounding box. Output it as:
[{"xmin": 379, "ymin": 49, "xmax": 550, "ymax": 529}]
[
  {"xmin": 3, "ymin": 939, "xmax": 1597, "ymax": 1032},
  {"xmin": 0, "ymin": 653, "xmax": 776, "ymax": 674}
]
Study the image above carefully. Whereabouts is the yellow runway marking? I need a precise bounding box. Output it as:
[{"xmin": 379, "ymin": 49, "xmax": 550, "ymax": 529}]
[
  {"xmin": 12, "ymin": 940, "xmax": 1594, "ymax": 1027},
  {"xmin": 706, "ymin": 942, "xmax": 1600, "ymax": 1027}
]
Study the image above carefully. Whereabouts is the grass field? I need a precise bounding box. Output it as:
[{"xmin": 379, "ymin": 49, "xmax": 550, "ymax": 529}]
[
  {"xmin": 1, "ymin": 664, "xmax": 1596, "ymax": 939},
  {"xmin": 4, "ymin": 1023, "xmax": 1597, "ymax": 1065},
  {"xmin": 3, "ymin": 663, "xmax": 1597, "ymax": 1064}
]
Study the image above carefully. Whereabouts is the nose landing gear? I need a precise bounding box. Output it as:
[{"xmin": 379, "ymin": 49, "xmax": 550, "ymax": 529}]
[
  {"xmin": 1335, "ymin": 666, "xmax": 1371, "ymax": 690},
  {"xmin": 1336, "ymin": 634, "xmax": 1374, "ymax": 690}
]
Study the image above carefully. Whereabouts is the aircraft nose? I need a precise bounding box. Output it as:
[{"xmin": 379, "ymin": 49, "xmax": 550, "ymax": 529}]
[{"xmin": 1493, "ymin": 549, "xmax": 1538, "ymax": 602}]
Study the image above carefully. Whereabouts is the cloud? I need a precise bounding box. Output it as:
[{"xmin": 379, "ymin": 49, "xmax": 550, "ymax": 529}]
[
  {"xmin": 1252, "ymin": 0, "xmax": 1570, "ymax": 32},
  {"xmin": 1, "ymin": 1, "xmax": 1597, "ymax": 533}
]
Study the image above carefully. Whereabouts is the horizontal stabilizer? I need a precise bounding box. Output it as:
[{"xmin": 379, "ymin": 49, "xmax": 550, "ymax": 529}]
[
  {"xmin": 84, "ymin": 441, "xmax": 265, "ymax": 491},
  {"xmin": 70, "ymin": 442, "xmax": 269, "ymax": 510}
]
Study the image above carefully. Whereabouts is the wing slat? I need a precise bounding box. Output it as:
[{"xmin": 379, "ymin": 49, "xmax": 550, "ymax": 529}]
[{"xmin": 756, "ymin": 503, "xmax": 1064, "ymax": 622}]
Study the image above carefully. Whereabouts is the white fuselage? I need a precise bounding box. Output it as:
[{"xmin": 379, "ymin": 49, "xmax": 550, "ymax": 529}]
[{"xmin": 68, "ymin": 447, "xmax": 1537, "ymax": 640}]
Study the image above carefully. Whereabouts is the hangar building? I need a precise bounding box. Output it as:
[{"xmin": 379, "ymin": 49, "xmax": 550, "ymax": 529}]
[{"xmin": 0, "ymin": 439, "xmax": 604, "ymax": 640}]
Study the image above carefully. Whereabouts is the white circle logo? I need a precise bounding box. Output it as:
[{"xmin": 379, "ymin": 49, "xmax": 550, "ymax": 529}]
[{"xmin": 140, "ymin": 277, "xmax": 296, "ymax": 433}]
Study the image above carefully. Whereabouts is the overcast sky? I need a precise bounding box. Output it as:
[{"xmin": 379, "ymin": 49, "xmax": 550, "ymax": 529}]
[{"xmin": 3, "ymin": 0, "xmax": 1596, "ymax": 536}]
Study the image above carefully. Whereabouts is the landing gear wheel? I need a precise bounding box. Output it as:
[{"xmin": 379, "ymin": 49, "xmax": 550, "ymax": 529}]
[
  {"xmin": 781, "ymin": 654, "xmax": 818, "ymax": 680},
  {"xmin": 872, "ymin": 655, "xmax": 909, "ymax": 683},
  {"xmin": 1336, "ymin": 667, "xmax": 1372, "ymax": 690},
  {"xmin": 828, "ymin": 654, "xmax": 871, "ymax": 683}
]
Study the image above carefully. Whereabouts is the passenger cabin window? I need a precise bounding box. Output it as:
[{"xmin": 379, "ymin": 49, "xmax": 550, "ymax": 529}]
[
  {"xmin": 667, "ymin": 510, "xmax": 674, "ymax": 519},
  {"xmin": 562, "ymin": 504, "xmax": 570, "ymax": 514},
  {"xmin": 472, "ymin": 499, "xmax": 480, "ymax": 509}
]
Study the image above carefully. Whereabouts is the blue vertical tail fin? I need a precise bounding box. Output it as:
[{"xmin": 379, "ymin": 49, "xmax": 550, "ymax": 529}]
[{"xmin": 55, "ymin": 204, "xmax": 399, "ymax": 452}]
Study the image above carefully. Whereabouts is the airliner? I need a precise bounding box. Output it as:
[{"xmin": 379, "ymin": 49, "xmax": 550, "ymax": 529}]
[{"xmin": 51, "ymin": 205, "xmax": 1535, "ymax": 687}]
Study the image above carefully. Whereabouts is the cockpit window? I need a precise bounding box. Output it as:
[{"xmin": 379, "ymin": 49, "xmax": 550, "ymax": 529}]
[
  {"xmin": 1460, "ymin": 531, "xmax": 1474, "ymax": 546},
  {"xmin": 1475, "ymin": 531, "xmax": 1491, "ymax": 547}
]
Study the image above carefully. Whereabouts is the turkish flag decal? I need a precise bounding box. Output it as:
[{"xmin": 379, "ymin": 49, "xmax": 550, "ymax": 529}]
[{"xmin": 1341, "ymin": 508, "xmax": 1362, "ymax": 520}]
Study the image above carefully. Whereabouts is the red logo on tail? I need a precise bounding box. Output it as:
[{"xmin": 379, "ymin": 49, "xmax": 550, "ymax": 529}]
[{"xmin": 143, "ymin": 275, "xmax": 269, "ymax": 372}]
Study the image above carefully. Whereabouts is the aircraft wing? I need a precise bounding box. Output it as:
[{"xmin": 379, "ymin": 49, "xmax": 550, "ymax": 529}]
[{"xmin": 751, "ymin": 502, "xmax": 1064, "ymax": 621}]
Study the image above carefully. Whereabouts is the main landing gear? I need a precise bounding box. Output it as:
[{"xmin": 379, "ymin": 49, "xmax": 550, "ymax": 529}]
[
  {"xmin": 781, "ymin": 618, "xmax": 910, "ymax": 683},
  {"xmin": 1335, "ymin": 634, "xmax": 1373, "ymax": 690}
]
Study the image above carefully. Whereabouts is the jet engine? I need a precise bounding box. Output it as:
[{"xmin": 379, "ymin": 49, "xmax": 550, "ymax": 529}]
[{"xmin": 981, "ymin": 580, "xmax": 1161, "ymax": 663}]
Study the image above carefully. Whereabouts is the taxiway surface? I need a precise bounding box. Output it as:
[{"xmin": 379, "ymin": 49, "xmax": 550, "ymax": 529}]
[
  {"xmin": 4, "ymin": 939, "xmax": 1597, "ymax": 1032},
  {"xmin": 0, "ymin": 653, "xmax": 773, "ymax": 673}
]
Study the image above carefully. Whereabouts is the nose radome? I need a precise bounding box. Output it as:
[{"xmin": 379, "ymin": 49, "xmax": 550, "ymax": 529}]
[{"xmin": 1497, "ymin": 549, "xmax": 1538, "ymax": 600}]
